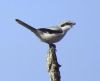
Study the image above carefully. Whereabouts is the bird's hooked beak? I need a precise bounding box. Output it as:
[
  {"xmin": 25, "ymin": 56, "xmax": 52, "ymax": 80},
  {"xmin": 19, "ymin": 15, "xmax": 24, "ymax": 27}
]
[
  {"xmin": 71, "ymin": 22, "xmax": 76, "ymax": 28},
  {"xmin": 72, "ymin": 22, "xmax": 76, "ymax": 25}
]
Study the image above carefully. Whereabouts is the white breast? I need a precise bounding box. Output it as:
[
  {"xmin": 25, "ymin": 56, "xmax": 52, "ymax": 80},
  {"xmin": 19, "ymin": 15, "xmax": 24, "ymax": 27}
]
[{"xmin": 40, "ymin": 32, "xmax": 64, "ymax": 44}]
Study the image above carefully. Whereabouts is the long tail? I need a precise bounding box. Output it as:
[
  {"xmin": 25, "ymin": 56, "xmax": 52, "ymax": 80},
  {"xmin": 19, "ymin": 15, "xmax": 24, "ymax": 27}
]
[{"xmin": 15, "ymin": 19, "xmax": 36, "ymax": 32}]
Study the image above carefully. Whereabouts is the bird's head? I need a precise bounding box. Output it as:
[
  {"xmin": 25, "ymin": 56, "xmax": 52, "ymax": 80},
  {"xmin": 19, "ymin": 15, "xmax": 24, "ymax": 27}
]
[{"xmin": 59, "ymin": 20, "xmax": 76, "ymax": 28}]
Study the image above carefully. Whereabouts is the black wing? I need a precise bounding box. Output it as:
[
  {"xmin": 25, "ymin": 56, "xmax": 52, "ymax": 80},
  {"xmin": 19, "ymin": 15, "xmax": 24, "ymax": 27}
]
[{"xmin": 38, "ymin": 28, "xmax": 63, "ymax": 34}]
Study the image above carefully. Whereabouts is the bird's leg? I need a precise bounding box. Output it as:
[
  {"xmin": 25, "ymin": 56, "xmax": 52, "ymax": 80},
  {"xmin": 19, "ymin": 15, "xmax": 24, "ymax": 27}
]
[
  {"xmin": 49, "ymin": 43, "xmax": 56, "ymax": 48},
  {"xmin": 49, "ymin": 43, "xmax": 57, "ymax": 52}
]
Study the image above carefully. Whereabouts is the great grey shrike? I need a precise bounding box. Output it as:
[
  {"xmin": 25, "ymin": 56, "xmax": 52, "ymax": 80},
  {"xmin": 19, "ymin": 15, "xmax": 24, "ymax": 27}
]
[{"xmin": 15, "ymin": 19, "xmax": 76, "ymax": 47}]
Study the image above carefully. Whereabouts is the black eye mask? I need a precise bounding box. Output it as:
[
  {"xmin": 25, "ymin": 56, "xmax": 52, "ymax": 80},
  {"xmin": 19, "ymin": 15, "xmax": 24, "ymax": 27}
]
[{"xmin": 61, "ymin": 22, "xmax": 72, "ymax": 27}]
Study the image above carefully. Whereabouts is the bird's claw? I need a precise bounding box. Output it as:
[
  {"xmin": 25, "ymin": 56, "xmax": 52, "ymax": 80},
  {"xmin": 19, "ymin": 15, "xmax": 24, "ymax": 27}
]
[{"xmin": 49, "ymin": 44, "xmax": 56, "ymax": 48}]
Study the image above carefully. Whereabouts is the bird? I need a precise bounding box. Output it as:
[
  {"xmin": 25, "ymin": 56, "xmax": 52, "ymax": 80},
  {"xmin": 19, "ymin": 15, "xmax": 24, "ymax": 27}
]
[{"xmin": 15, "ymin": 19, "xmax": 76, "ymax": 48}]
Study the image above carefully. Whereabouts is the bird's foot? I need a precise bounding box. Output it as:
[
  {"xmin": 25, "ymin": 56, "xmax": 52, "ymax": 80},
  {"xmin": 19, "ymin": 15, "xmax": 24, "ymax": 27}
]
[{"xmin": 49, "ymin": 44, "xmax": 56, "ymax": 48}]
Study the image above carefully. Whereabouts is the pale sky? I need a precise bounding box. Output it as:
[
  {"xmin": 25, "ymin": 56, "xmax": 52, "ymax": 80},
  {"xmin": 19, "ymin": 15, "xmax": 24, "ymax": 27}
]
[{"xmin": 0, "ymin": 0, "xmax": 100, "ymax": 81}]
